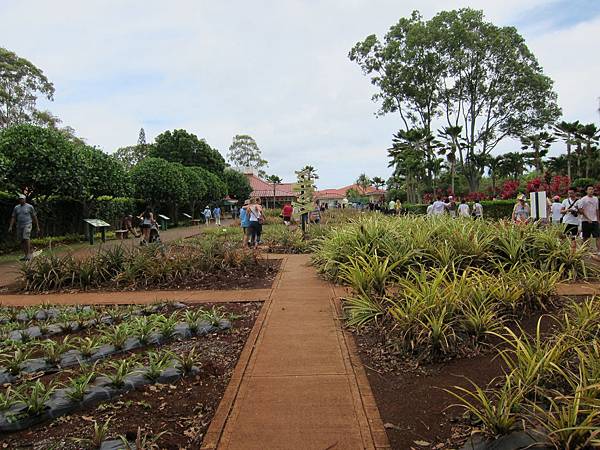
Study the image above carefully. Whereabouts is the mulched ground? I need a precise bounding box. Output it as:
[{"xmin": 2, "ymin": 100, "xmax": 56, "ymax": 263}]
[
  {"xmin": 0, "ymin": 301, "xmax": 262, "ymax": 450},
  {"xmin": 354, "ymin": 307, "xmax": 561, "ymax": 450}
]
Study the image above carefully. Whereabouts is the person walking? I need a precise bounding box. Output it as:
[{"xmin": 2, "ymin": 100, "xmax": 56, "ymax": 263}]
[
  {"xmin": 561, "ymin": 188, "xmax": 580, "ymax": 252},
  {"xmin": 472, "ymin": 200, "xmax": 483, "ymax": 219},
  {"xmin": 281, "ymin": 203, "xmax": 293, "ymax": 226},
  {"xmin": 395, "ymin": 199, "xmax": 402, "ymax": 215},
  {"xmin": 247, "ymin": 198, "xmax": 264, "ymax": 248},
  {"xmin": 8, "ymin": 194, "xmax": 40, "ymax": 261},
  {"xmin": 447, "ymin": 196, "xmax": 457, "ymax": 218},
  {"xmin": 512, "ymin": 194, "xmax": 530, "ymax": 223},
  {"xmin": 550, "ymin": 195, "xmax": 563, "ymax": 224},
  {"xmin": 213, "ymin": 205, "xmax": 222, "ymax": 226},
  {"xmin": 576, "ymin": 185, "xmax": 600, "ymax": 255},
  {"xmin": 203, "ymin": 206, "xmax": 212, "ymax": 226},
  {"xmin": 457, "ymin": 199, "xmax": 470, "ymax": 218},
  {"xmin": 240, "ymin": 199, "xmax": 250, "ymax": 246},
  {"xmin": 138, "ymin": 206, "xmax": 154, "ymax": 245}
]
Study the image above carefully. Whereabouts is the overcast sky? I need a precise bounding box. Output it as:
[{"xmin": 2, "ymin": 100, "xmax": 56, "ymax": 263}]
[{"xmin": 1, "ymin": 0, "xmax": 599, "ymax": 188}]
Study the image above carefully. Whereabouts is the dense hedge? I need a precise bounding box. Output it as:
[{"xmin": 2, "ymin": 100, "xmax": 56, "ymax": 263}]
[{"xmin": 403, "ymin": 200, "xmax": 515, "ymax": 219}]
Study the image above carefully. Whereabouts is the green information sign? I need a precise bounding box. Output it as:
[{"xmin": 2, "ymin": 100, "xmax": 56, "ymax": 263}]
[{"xmin": 83, "ymin": 219, "xmax": 111, "ymax": 245}]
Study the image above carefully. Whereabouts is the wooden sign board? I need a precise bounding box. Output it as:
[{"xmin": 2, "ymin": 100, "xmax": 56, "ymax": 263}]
[{"xmin": 83, "ymin": 219, "xmax": 110, "ymax": 228}]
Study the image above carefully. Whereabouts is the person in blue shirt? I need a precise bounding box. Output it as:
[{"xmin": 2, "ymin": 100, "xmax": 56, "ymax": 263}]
[
  {"xmin": 213, "ymin": 206, "xmax": 222, "ymax": 226},
  {"xmin": 240, "ymin": 199, "xmax": 250, "ymax": 246}
]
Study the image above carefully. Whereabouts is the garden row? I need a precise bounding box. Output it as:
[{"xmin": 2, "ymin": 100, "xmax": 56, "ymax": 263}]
[
  {"xmin": 18, "ymin": 236, "xmax": 279, "ymax": 292},
  {"xmin": 311, "ymin": 215, "xmax": 599, "ymax": 448},
  {"xmin": 0, "ymin": 301, "xmax": 259, "ymax": 449}
]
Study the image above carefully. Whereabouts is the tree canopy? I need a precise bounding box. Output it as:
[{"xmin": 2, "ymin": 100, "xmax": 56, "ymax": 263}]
[
  {"xmin": 151, "ymin": 129, "xmax": 225, "ymax": 174},
  {"xmin": 350, "ymin": 8, "xmax": 561, "ymax": 191},
  {"xmin": 0, "ymin": 47, "xmax": 55, "ymax": 128},
  {"xmin": 79, "ymin": 146, "xmax": 130, "ymax": 200},
  {"xmin": 222, "ymin": 168, "xmax": 252, "ymax": 201},
  {"xmin": 227, "ymin": 134, "xmax": 267, "ymax": 175},
  {"xmin": 0, "ymin": 124, "xmax": 83, "ymax": 198},
  {"xmin": 130, "ymin": 157, "xmax": 188, "ymax": 205}
]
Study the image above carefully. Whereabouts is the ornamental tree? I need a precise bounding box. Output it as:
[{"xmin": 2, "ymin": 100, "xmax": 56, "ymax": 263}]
[
  {"xmin": 130, "ymin": 157, "xmax": 188, "ymax": 206},
  {"xmin": 151, "ymin": 129, "xmax": 225, "ymax": 174},
  {"xmin": 223, "ymin": 168, "xmax": 252, "ymax": 202},
  {"xmin": 0, "ymin": 124, "xmax": 83, "ymax": 198}
]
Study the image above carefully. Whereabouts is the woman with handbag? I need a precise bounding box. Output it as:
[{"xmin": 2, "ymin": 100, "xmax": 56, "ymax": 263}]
[{"xmin": 247, "ymin": 198, "xmax": 264, "ymax": 248}]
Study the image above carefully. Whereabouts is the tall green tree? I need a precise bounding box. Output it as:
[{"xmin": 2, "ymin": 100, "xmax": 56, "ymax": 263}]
[
  {"xmin": 151, "ymin": 129, "xmax": 225, "ymax": 173},
  {"xmin": 227, "ymin": 135, "xmax": 268, "ymax": 176},
  {"xmin": 388, "ymin": 129, "xmax": 428, "ymax": 203},
  {"xmin": 438, "ymin": 125, "xmax": 463, "ymax": 194},
  {"xmin": 0, "ymin": 48, "xmax": 55, "ymax": 128},
  {"xmin": 520, "ymin": 131, "xmax": 556, "ymax": 173},
  {"xmin": 577, "ymin": 123, "xmax": 600, "ymax": 179},
  {"xmin": 350, "ymin": 8, "xmax": 560, "ymax": 192},
  {"xmin": 498, "ymin": 152, "xmax": 526, "ymax": 180},
  {"xmin": 300, "ymin": 165, "xmax": 319, "ymax": 182},
  {"xmin": 181, "ymin": 166, "xmax": 208, "ymax": 218},
  {"xmin": 553, "ymin": 121, "xmax": 580, "ymax": 180}
]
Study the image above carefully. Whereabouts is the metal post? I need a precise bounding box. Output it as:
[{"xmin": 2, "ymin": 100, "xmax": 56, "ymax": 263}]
[
  {"xmin": 89, "ymin": 225, "xmax": 95, "ymax": 245},
  {"xmin": 101, "ymin": 227, "xmax": 106, "ymax": 243}
]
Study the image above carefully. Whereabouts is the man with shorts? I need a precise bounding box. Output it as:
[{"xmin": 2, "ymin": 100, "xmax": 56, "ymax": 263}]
[
  {"xmin": 8, "ymin": 194, "xmax": 40, "ymax": 261},
  {"xmin": 561, "ymin": 188, "xmax": 580, "ymax": 252},
  {"xmin": 575, "ymin": 186, "xmax": 600, "ymax": 254}
]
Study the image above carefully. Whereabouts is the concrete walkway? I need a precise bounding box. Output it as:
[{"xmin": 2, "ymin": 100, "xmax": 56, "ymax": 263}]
[{"xmin": 202, "ymin": 254, "xmax": 389, "ymax": 450}]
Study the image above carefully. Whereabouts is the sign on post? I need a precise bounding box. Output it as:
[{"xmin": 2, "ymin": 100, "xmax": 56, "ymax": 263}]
[
  {"xmin": 158, "ymin": 214, "xmax": 170, "ymax": 230},
  {"xmin": 530, "ymin": 191, "xmax": 547, "ymax": 220},
  {"xmin": 292, "ymin": 168, "xmax": 316, "ymax": 236},
  {"xmin": 83, "ymin": 219, "xmax": 111, "ymax": 245}
]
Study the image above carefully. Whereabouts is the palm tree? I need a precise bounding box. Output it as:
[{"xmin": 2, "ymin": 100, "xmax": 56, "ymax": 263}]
[
  {"xmin": 388, "ymin": 129, "xmax": 429, "ymax": 203},
  {"xmin": 485, "ymin": 155, "xmax": 502, "ymax": 196},
  {"xmin": 355, "ymin": 173, "xmax": 371, "ymax": 194},
  {"xmin": 520, "ymin": 132, "xmax": 556, "ymax": 173},
  {"xmin": 438, "ymin": 125, "xmax": 463, "ymax": 194},
  {"xmin": 498, "ymin": 152, "xmax": 526, "ymax": 180},
  {"xmin": 299, "ymin": 165, "xmax": 318, "ymax": 182},
  {"xmin": 577, "ymin": 123, "xmax": 600, "ymax": 178},
  {"xmin": 371, "ymin": 176, "xmax": 386, "ymax": 191},
  {"xmin": 265, "ymin": 174, "xmax": 283, "ymax": 209},
  {"xmin": 553, "ymin": 121, "xmax": 580, "ymax": 179}
]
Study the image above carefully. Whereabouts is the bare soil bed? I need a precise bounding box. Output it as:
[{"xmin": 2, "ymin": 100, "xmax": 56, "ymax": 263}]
[
  {"xmin": 355, "ymin": 309, "xmax": 560, "ymax": 450},
  {"xmin": 0, "ymin": 301, "xmax": 261, "ymax": 449}
]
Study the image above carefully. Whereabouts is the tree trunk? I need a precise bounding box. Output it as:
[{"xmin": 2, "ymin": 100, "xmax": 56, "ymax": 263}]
[
  {"xmin": 566, "ymin": 142, "xmax": 571, "ymax": 180},
  {"xmin": 451, "ymin": 162, "xmax": 455, "ymax": 194},
  {"xmin": 585, "ymin": 144, "xmax": 591, "ymax": 179}
]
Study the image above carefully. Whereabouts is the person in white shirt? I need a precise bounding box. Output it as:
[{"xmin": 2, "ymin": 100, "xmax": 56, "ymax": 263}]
[
  {"xmin": 561, "ymin": 188, "xmax": 579, "ymax": 252},
  {"xmin": 431, "ymin": 197, "xmax": 447, "ymax": 215},
  {"xmin": 426, "ymin": 202, "xmax": 434, "ymax": 215},
  {"xmin": 473, "ymin": 201, "xmax": 483, "ymax": 219},
  {"xmin": 550, "ymin": 196, "xmax": 563, "ymax": 224},
  {"xmin": 457, "ymin": 199, "xmax": 470, "ymax": 217},
  {"xmin": 575, "ymin": 185, "xmax": 600, "ymax": 254},
  {"xmin": 447, "ymin": 196, "xmax": 457, "ymax": 218}
]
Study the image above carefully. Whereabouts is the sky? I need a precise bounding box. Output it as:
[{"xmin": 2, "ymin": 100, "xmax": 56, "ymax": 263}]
[{"xmin": 1, "ymin": 0, "xmax": 599, "ymax": 189}]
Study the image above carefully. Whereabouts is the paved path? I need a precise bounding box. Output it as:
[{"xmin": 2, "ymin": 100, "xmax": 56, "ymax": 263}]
[
  {"xmin": 0, "ymin": 288, "xmax": 272, "ymax": 306},
  {"xmin": 0, "ymin": 222, "xmax": 233, "ymax": 290},
  {"xmin": 202, "ymin": 254, "xmax": 389, "ymax": 450}
]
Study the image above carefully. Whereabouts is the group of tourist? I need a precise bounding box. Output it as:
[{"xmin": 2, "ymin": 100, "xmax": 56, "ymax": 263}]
[
  {"xmin": 426, "ymin": 196, "xmax": 484, "ymax": 219},
  {"xmin": 239, "ymin": 198, "xmax": 264, "ymax": 248},
  {"xmin": 513, "ymin": 186, "xmax": 600, "ymax": 253},
  {"xmin": 202, "ymin": 205, "xmax": 222, "ymax": 226}
]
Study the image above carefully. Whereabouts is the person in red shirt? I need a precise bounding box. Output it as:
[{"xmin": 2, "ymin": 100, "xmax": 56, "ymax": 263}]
[{"xmin": 281, "ymin": 203, "xmax": 293, "ymax": 225}]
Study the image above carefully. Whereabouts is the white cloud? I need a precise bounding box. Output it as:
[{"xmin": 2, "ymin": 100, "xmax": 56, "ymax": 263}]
[{"xmin": 0, "ymin": 0, "xmax": 597, "ymax": 187}]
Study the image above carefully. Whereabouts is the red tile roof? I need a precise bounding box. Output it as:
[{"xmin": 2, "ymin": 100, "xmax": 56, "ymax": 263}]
[
  {"xmin": 245, "ymin": 173, "xmax": 296, "ymax": 198},
  {"xmin": 315, "ymin": 184, "xmax": 386, "ymax": 200}
]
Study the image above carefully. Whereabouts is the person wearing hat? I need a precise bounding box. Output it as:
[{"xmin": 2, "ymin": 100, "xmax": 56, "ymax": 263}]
[
  {"xmin": 512, "ymin": 194, "xmax": 530, "ymax": 223},
  {"xmin": 550, "ymin": 195, "xmax": 563, "ymax": 224},
  {"xmin": 7, "ymin": 194, "xmax": 39, "ymax": 261},
  {"xmin": 240, "ymin": 199, "xmax": 251, "ymax": 246}
]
